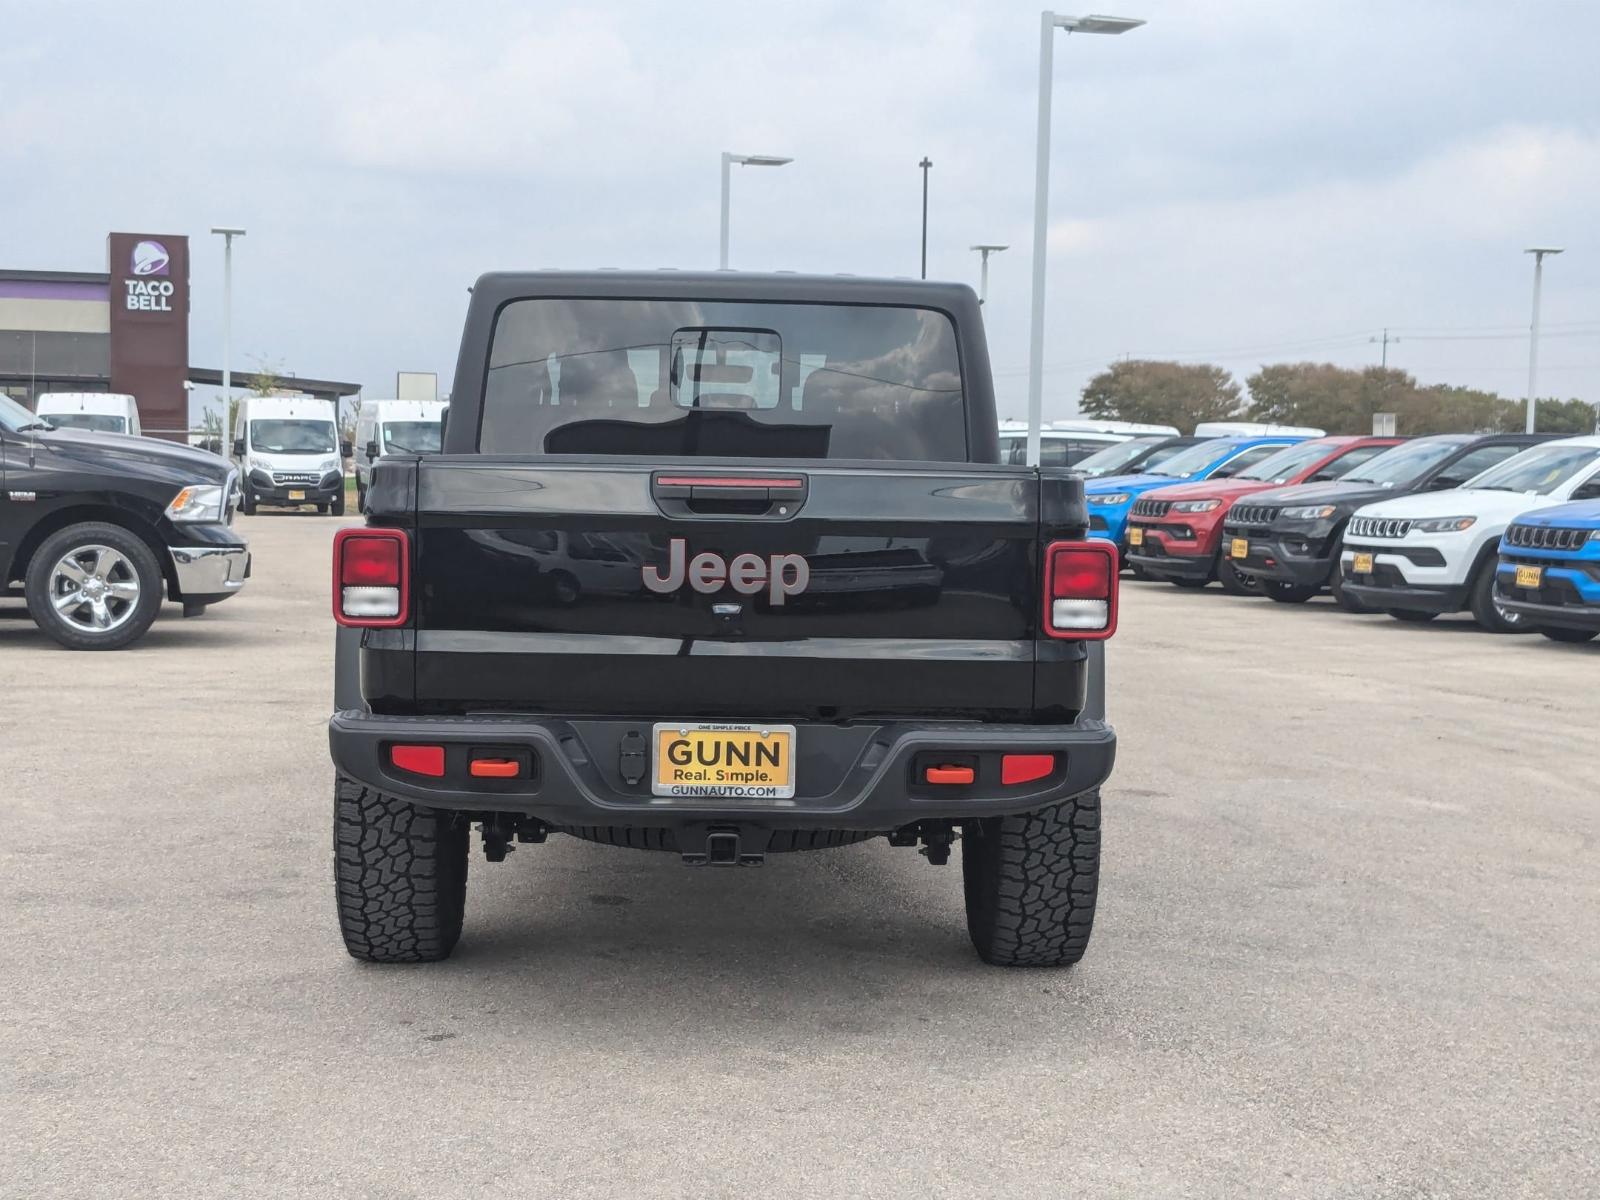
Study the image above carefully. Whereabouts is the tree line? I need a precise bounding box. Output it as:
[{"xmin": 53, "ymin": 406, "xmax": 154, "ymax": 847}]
[{"xmin": 1075, "ymin": 360, "xmax": 1597, "ymax": 435}]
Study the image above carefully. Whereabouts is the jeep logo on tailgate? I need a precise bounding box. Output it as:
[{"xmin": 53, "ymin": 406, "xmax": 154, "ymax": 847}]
[{"xmin": 642, "ymin": 538, "xmax": 809, "ymax": 605}]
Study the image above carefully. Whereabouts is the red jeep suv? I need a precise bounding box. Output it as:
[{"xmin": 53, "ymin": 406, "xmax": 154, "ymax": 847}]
[{"xmin": 1125, "ymin": 436, "xmax": 1403, "ymax": 594}]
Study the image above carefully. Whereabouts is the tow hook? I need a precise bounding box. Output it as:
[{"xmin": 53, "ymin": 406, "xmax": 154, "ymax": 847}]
[
  {"xmin": 681, "ymin": 824, "xmax": 766, "ymax": 867},
  {"xmin": 480, "ymin": 815, "xmax": 549, "ymax": 862},
  {"xmin": 890, "ymin": 822, "xmax": 957, "ymax": 866}
]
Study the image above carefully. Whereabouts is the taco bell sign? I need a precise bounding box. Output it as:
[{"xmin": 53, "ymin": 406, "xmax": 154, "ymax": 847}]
[{"xmin": 107, "ymin": 232, "xmax": 190, "ymax": 441}]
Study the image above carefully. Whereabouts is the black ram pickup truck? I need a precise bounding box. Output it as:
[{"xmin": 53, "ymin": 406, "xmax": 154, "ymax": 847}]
[
  {"xmin": 0, "ymin": 394, "xmax": 249, "ymax": 650},
  {"xmin": 328, "ymin": 272, "xmax": 1118, "ymax": 967}
]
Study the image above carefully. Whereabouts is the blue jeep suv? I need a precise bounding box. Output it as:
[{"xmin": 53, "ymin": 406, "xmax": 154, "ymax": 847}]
[
  {"xmin": 1494, "ymin": 498, "xmax": 1600, "ymax": 644},
  {"xmin": 1085, "ymin": 435, "xmax": 1311, "ymax": 555}
]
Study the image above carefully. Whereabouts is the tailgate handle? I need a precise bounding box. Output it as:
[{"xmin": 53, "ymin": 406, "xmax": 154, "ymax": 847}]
[{"xmin": 651, "ymin": 473, "xmax": 808, "ymax": 519}]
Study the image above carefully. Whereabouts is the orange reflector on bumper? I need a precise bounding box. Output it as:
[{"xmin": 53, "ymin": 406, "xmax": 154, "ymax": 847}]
[
  {"xmin": 469, "ymin": 758, "xmax": 520, "ymax": 779},
  {"xmin": 390, "ymin": 744, "xmax": 445, "ymax": 777},
  {"xmin": 924, "ymin": 765, "xmax": 975, "ymax": 785},
  {"xmin": 1001, "ymin": 754, "xmax": 1055, "ymax": 785}
]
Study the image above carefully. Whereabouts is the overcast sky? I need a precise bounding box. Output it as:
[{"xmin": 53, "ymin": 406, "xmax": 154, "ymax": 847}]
[{"xmin": 3, "ymin": 0, "xmax": 1597, "ymax": 423}]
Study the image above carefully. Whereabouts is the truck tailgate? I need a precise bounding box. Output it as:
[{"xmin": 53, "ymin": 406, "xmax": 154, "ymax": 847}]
[{"xmin": 407, "ymin": 458, "xmax": 1050, "ymax": 720}]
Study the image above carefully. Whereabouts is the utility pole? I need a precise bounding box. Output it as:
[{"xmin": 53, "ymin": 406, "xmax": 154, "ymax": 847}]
[
  {"xmin": 1370, "ymin": 327, "xmax": 1399, "ymax": 368},
  {"xmin": 1523, "ymin": 247, "xmax": 1564, "ymax": 434},
  {"xmin": 919, "ymin": 157, "xmax": 933, "ymax": 279}
]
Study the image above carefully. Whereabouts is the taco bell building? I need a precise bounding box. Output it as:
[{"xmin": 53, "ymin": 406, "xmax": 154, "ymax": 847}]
[{"xmin": 0, "ymin": 232, "xmax": 358, "ymax": 441}]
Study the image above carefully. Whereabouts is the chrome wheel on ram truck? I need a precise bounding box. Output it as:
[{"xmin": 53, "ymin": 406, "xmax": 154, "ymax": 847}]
[{"xmin": 25, "ymin": 523, "xmax": 163, "ymax": 651}]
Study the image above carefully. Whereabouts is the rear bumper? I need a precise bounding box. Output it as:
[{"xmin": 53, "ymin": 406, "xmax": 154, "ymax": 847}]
[{"xmin": 328, "ymin": 711, "xmax": 1116, "ymax": 831}]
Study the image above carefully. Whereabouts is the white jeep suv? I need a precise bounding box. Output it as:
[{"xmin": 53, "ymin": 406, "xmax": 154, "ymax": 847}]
[{"xmin": 1338, "ymin": 436, "xmax": 1600, "ymax": 631}]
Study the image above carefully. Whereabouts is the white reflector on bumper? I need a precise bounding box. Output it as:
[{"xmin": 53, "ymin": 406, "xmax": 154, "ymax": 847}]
[
  {"xmin": 342, "ymin": 585, "xmax": 401, "ymax": 618},
  {"xmin": 1051, "ymin": 597, "xmax": 1109, "ymax": 631}
]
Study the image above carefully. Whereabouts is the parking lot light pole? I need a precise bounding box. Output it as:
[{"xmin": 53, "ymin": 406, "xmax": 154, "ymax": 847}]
[
  {"xmin": 971, "ymin": 244, "xmax": 1009, "ymax": 304},
  {"xmin": 1026, "ymin": 12, "xmax": 1144, "ymax": 467},
  {"xmin": 1523, "ymin": 246, "xmax": 1563, "ymax": 434},
  {"xmin": 719, "ymin": 152, "xmax": 793, "ymax": 269},
  {"xmin": 210, "ymin": 227, "xmax": 245, "ymax": 458}
]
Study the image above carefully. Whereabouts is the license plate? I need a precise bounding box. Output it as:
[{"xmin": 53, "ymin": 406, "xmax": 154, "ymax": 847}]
[
  {"xmin": 1352, "ymin": 552, "xmax": 1374, "ymax": 574},
  {"xmin": 288, "ymin": 489, "xmax": 306, "ymax": 501},
  {"xmin": 1230, "ymin": 537, "xmax": 1249, "ymax": 559},
  {"xmin": 1516, "ymin": 565, "xmax": 1542, "ymax": 589},
  {"xmin": 1129, "ymin": 527, "xmax": 1144, "ymax": 547},
  {"xmin": 652, "ymin": 723, "xmax": 796, "ymax": 799}
]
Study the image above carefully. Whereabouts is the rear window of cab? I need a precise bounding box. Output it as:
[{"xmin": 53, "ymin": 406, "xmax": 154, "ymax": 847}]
[{"xmin": 480, "ymin": 298, "xmax": 967, "ymax": 462}]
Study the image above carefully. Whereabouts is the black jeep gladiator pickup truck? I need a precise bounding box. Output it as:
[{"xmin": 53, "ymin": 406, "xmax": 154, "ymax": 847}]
[
  {"xmin": 0, "ymin": 394, "xmax": 248, "ymax": 650},
  {"xmin": 328, "ymin": 272, "xmax": 1118, "ymax": 967}
]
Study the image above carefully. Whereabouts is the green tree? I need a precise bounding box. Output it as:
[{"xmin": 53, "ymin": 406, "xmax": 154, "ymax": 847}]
[
  {"xmin": 1079, "ymin": 360, "xmax": 1241, "ymax": 433},
  {"xmin": 1244, "ymin": 363, "xmax": 1419, "ymax": 434},
  {"xmin": 1531, "ymin": 397, "xmax": 1599, "ymax": 434}
]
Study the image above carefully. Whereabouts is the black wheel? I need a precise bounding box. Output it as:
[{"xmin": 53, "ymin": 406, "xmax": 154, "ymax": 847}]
[
  {"xmin": 1262, "ymin": 580, "xmax": 1318, "ymax": 604},
  {"xmin": 1539, "ymin": 626, "xmax": 1598, "ymax": 644},
  {"xmin": 316, "ymin": 502, "xmax": 329, "ymax": 514},
  {"xmin": 356, "ymin": 479, "xmax": 367, "ymax": 514},
  {"xmin": 1388, "ymin": 608, "xmax": 1438, "ymax": 623},
  {"xmin": 1468, "ymin": 559, "xmax": 1528, "ymax": 634},
  {"xmin": 549, "ymin": 571, "xmax": 581, "ymax": 605},
  {"xmin": 1328, "ymin": 541, "xmax": 1371, "ymax": 613},
  {"xmin": 1216, "ymin": 551, "xmax": 1259, "ymax": 596},
  {"xmin": 1127, "ymin": 562, "xmax": 1150, "ymax": 581},
  {"xmin": 331, "ymin": 486, "xmax": 346, "ymax": 517},
  {"xmin": 1172, "ymin": 577, "xmax": 1209, "ymax": 589},
  {"xmin": 334, "ymin": 775, "xmax": 469, "ymax": 963},
  {"xmin": 239, "ymin": 485, "xmax": 256, "ymax": 516},
  {"xmin": 24, "ymin": 522, "xmax": 163, "ymax": 651},
  {"xmin": 962, "ymin": 789, "xmax": 1100, "ymax": 967}
]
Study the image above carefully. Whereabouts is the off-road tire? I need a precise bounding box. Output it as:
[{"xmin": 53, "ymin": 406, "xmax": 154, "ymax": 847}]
[
  {"xmin": 1328, "ymin": 541, "xmax": 1370, "ymax": 613},
  {"xmin": 1388, "ymin": 608, "xmax": 1438, "ymax": 622},
  {"xmin": 335, "ymin": 775, "xmax": 469, "ymax": 963},
  {"xmin": 1539, "ymin": 625, "xmax": 1598, "ymax": 644},
  {"xmin": 24, "ymin": 522, "xmax": 163, "ymax": 651},
  {"xmin": 962, "ymin": 788, "xmax": 1100, "ymax": 967},
  {"xmin": 1468, "ymin": 559, "xmax": 1527, "ymax": 634},
  {"xmin": 1262, "ymin": 579, "xmax": 1318, "ymax": 604},
  {"xmin": 1216, "ymin": 551, "xmax": 1259, "ymax": 596}
]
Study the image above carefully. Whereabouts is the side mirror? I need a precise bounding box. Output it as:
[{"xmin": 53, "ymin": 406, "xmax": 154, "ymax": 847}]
[
  {"xmin": 366, "ymin": 439, "xmax": 380, "ymax": 459},
  {"xmin": 1571, "ymin": 478, "xmax": 1600, "ymax": 502},
  {"xmin": 232, "ymin": 439, "xmax": 245, "ymax": 457},
  {"xmin": 340, "ymin": 439, "xmax": 354, "ymax": 458}
]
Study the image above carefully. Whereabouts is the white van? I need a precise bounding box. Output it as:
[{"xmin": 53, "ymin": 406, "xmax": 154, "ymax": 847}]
[
  {"xmin": 1194, "ymin": 420, "xmax": 1325, "ymax": 437},
  {"xmin": 36, "ymin": 392, "xmax": 141, "ymax": 436},
  {"xmin": 233, "ymin": 394, "xmax": 349, "ymax": 515},
  {"xmin": 353, "ymin": 398, "xmax": 446, "ymax": 510},
  {"xmin": 997, "ymin": 418, "xmax": 1181, "ymax": 467}
]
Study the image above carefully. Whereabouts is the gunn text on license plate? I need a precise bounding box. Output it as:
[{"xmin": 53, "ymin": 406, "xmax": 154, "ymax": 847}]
[
  {"xmin": 1516, "ymin": 565, "xmax": 1543, "ymax": 589},
  {"xmin": 1230, "ymin": 538, "xmax": 1249, "ymax": 559},
  {"xmin": 1352, "ymin": 552, "xmax": 1374, "ymax": 574},
  {"xmin": 652, "ymin": 723, "xmax": 797, "ymax": 800},
  {"xmin": 1129, "ymin": 527, "xmax": 1144, "ymax": 547}
]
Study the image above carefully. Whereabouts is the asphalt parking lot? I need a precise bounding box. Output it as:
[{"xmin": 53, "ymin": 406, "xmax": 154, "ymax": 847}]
[{"xmin": 5, "ymin": 513, "xmax": 1597, "ymax": 1199}]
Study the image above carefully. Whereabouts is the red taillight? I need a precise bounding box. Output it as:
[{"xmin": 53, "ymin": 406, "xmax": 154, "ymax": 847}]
[
  {"xmin": 1001, "ymin": 754, "xmax": 1055, "ymax": 785},
  {"xmin": 390, "ymin": 744, "xmax": 445, "ymax": 777},
  {"xmin": 333, "ymin": 527, "xmax": 411, "ymax": 628},
  {"xmin": 1043, "ymin": 540, "xmax": 1118, "ymax": 640}
]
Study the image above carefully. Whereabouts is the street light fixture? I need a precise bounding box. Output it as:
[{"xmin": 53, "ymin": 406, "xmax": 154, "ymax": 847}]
[
  {"xmin": 719, "ymin": 152, "xmax": 793, "ymax": 269},
  {"xmin": 971, "ymin": 244, "xmax": 1009, "ymax": 305},
  {"xmin": 1523, "ymin": 246, "xmax": 1563, "ymax": 434},
  {"xmin": 210, "ymin": 226, "xmax": 245, "ymax": 463},
  {"xmin": 1025, "ymin": 12, "xmax": 1145, "ymax": 467}
]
